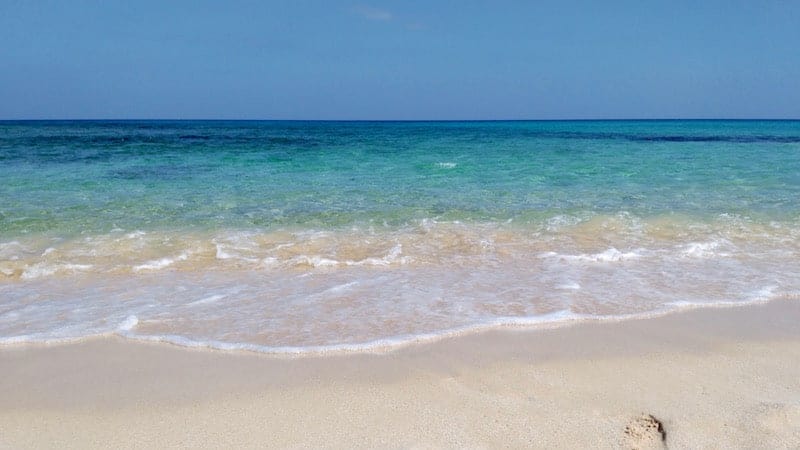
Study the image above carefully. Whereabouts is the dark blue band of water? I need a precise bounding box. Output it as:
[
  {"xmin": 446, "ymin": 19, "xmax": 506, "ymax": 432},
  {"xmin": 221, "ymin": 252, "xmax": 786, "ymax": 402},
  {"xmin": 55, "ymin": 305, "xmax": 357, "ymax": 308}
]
[{"xmin": 1, "ymin": 120, "xmax": 799, "ymax": 236}]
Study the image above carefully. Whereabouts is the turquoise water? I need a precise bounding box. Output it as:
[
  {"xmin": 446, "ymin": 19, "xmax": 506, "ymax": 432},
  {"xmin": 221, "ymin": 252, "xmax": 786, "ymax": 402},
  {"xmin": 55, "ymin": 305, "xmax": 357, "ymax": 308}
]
[{"xmin": 1, "ymin": 120, "xmax": 800, "ymax": 351}]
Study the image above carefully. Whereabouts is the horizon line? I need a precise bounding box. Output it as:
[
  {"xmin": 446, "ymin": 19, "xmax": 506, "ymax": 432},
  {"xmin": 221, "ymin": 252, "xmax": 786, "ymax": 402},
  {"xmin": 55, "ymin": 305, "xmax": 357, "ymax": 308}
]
[{"xmin": 2, "ymin": 118, "xmax": 799, "ymax": 122}]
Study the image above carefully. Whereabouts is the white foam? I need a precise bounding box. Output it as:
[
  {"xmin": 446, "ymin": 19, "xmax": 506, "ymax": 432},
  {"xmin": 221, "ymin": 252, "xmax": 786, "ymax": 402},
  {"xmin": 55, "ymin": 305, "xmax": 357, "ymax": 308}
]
[
  {"xmin": 665, "ymin": 286, "xmax": 794, "ymax": 311},
  {"xmin": 3, "ymin": 220, "xmax": 800, "ymax": 357},
  {"xmin": 133, "ymin": 252, "xmax": 189, "ymax": 272},
  {"xmin": 282, "ymin": 244, "xmax": 409, "ymax": 269},
  {"xmin": 114, "ymin": 310, "xmax": 585, "ymax": 355},
  {"xmin": 106, "ymin": 305, "xmax": 745, "ymax": 356},
  {"xmin": 2, "ymin": 291, "xmax": 798, "ymax": 355},
  {"xmin": 435, "ymin": 162, "xmax": 457, "ymax": 169},
  {"xmin": 214, "ymin": 243, "xmax": 235, "ymax": 260},
  {"xmin": 323, "ymin": 281, "xmax": 359, "ymax": 294},
  {"xmin": 346, "ymin": 243, "xmax": 406, "ymax": 266},
  {"xmin": 20, "ymin": 263, "xmax": 93, "ymax": 280},
  {"xmin": 0, "ymin": 334, "xmax": 53, "ymax": 345},
  {"xmin": 212, "ymin": 236, "xmax": 263, "ymax": 262},
  {"xmin": 259, "ymin": 257, "xmax": 279, "ymax": 268},
  {"xmin": 748, "ymin": 285, "xmax": 778, "ymax": 302},
  {"xmin": 680, "ymin": 240, "xmax": 731, "ymax": 258},
  {"xmin": 118, "ymin": 315, "xmax": 139, "ymax": 331},
  {"xmin": 292, "ymin": 255, "xmax": 340, "ymax": 268},
  {"xmin": 187, "ymin": 294, "xmax": 227, "ymax": 307},
  {"xmin": 539, "ymin": 248, "xmax": 643, "ymax": 263}
]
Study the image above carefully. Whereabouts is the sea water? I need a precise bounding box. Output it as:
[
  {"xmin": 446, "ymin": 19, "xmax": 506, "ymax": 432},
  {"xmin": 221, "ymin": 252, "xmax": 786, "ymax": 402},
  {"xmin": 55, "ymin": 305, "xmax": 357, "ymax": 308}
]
[{"xmin": 1, "ymin": 120, "xmax": 799, "ymax": 352}]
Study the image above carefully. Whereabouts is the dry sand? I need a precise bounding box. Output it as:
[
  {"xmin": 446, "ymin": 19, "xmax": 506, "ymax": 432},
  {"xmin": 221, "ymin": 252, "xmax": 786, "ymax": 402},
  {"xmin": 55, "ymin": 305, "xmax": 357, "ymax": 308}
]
[{"xmin": 1, "ymin": 300, "xmax": 800, "ymax": 449}]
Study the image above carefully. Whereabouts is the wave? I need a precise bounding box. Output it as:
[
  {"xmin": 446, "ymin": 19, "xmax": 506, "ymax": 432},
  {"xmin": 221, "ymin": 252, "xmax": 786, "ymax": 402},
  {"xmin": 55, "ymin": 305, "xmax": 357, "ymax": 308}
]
[
  {"xmin": 1, "ymin": 215, "xmax": 797, "ymax": 280},
  {"xmin": 133, "ymin": 252, "xmax": 191, "ymax": 272},
  {"xmin": 538, "ymin": 248, "xmax": 644, "ymax": 263},
  {"xmin": 3, "ymin": 291, "xmax": 798, "ymax": 355}
]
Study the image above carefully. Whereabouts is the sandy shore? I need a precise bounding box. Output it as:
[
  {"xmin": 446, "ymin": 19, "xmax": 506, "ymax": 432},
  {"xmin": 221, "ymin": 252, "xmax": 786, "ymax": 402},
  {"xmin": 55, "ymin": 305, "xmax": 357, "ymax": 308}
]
[{"xmin": 2, "ymin": 301, "xmax": 800, "ymax": 449}]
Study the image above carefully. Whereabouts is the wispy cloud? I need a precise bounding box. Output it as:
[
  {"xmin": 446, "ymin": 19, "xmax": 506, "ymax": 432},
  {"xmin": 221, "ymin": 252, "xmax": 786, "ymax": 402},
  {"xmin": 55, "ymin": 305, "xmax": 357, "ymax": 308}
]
[{"xmin": 352, "ymin": 6, "xmax": 393, "ymax": 21}]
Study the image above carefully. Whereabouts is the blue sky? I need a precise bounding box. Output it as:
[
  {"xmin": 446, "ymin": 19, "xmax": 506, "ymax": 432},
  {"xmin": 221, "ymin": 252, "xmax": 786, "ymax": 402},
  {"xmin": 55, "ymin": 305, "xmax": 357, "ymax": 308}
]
[{"xmin": 1, "ymin": 0, "xmax": 798, "ymax": 119}]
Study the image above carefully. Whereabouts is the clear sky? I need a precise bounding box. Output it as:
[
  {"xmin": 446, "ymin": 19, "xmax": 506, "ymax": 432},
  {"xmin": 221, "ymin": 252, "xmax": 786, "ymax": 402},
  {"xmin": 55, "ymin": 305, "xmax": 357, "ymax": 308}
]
[{"xmin": 1, "ymin": 0, "xmax": 799, "ymax": 120}]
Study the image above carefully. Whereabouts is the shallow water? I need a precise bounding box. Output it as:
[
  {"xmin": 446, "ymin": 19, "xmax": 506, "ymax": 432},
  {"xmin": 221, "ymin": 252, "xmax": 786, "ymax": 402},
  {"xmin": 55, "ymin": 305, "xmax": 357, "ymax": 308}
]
[{"xmin": 1, "ymin": 120, "xmax": 799, "ymax": 352}]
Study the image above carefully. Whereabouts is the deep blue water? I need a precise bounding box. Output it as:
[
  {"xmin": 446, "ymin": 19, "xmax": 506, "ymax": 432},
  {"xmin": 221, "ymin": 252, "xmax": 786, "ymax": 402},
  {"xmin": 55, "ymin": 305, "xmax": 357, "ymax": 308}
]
[{"xmin": 1, "ymin": 120, "xmax": 799, "ymax": 236}]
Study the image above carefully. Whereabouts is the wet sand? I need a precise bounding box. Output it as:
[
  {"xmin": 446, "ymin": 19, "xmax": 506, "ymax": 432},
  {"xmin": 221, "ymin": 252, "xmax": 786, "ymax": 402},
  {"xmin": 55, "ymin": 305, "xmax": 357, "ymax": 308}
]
[{"xmin": 2, "ymin": 300, "xmax": 799, "ymax": 449}]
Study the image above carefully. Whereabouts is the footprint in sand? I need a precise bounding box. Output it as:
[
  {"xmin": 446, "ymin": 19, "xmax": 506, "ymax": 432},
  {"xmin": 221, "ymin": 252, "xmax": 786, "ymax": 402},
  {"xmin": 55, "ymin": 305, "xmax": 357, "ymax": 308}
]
[{"xmin": 622, "ymin": 414, "xmax": 666, "ymax": 449}]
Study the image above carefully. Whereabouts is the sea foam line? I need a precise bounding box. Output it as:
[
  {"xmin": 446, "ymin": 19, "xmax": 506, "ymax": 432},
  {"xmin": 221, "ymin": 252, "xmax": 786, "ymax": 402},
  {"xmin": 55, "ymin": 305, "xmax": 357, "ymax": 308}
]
[{"xmin": 2, "ymin": 291, "xmax": 797, "ymax": 357}]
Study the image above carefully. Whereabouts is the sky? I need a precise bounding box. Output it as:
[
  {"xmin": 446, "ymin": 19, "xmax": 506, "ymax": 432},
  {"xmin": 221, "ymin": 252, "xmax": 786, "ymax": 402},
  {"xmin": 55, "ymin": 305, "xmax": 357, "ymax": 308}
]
[{"xmin": 1, "ymin": 0, "xmax": 799, "ymax": 120}]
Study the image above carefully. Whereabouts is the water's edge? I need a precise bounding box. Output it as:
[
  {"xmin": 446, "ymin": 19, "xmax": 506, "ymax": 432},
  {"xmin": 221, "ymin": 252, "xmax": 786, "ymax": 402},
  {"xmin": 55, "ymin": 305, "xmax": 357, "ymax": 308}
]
[{"xmin": 3, "ymin": 293, "xmax": 796, "ymax": 357}]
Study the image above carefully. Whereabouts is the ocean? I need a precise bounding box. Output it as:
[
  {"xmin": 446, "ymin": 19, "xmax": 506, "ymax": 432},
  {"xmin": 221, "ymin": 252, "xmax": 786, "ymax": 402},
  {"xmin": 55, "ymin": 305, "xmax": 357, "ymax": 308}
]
[{"xmin": 1, "ymin": 120, "xmax": 799, "ymax": 353}]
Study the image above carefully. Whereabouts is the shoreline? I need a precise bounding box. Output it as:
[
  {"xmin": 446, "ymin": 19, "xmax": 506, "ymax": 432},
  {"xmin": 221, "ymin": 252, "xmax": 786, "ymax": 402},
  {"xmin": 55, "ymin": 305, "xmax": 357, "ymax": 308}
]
[
  {"xmin": 2, "ymin": 300, "xmax": 800, "ymax": 448},
  {"xmin": 2, "ymin": 294, "xmax": 795, "ymax": 356}
]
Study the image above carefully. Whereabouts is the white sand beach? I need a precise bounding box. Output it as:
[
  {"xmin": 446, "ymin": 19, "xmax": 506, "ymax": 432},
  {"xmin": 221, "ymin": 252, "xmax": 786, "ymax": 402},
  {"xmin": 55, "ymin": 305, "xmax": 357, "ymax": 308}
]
[{"xmin": 1, "ymin": 300, "xmax": 799, "ymax": 449}]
